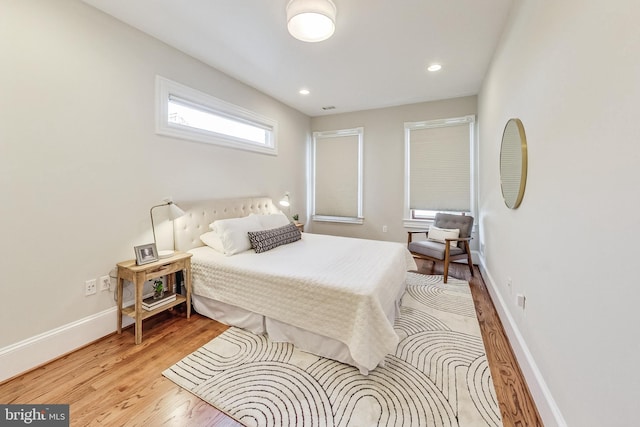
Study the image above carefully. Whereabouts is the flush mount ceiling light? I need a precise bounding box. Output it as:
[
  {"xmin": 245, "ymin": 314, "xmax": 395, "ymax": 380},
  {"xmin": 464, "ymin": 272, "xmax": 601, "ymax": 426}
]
[
  {"xmin": 287, "ymin": 0, "xmax": 337, "ymax": 43},
  {"xmin": 427, "ymin": 64, "xmax": 442, "ymax": 72}
]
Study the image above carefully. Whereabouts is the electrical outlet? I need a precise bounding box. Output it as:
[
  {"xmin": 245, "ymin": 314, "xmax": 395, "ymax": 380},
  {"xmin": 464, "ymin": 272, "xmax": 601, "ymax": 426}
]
[
  {"xmin": 99, "ymin": 275, "xmax": 110, "ymax": 291},
  {"xmin": 382, "ymin": 225, "xmax": 388, "ymax": 233},
  {"xmin": 516, "ymin": 293, "xmax": 526, "ymax": 309},
  {"xmin": 85, "ymin": 279, "xmax": 97, "ymax": 296}
]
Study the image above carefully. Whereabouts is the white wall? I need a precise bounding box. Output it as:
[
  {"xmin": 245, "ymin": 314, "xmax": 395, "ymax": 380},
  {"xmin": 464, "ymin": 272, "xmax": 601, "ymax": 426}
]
[
  {"xmin": 310, "ymin": 97, "xmax": 477, "ymax": 244},
  {"xmin": 478, "ymin": 1, "xmax": 640, "ymax": 426},
  {"xmin": 0, "ymin": 0, "xmax": 308, "ymax": 375}
]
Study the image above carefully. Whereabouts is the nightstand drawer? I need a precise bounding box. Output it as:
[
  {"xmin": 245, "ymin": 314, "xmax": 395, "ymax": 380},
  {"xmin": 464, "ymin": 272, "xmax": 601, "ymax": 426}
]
[{"xmin": 143, "ymin": 260, "xmax": 185, "ymax": 280}]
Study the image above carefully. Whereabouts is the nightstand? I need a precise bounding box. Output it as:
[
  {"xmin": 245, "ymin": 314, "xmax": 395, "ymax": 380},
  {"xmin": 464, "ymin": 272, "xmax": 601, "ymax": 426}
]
[
  {"xmin": 116, "ymin": 251, "xmax": 192, "ymax": 344},
  {"xmin": 294, "ymin": 222, "xmax": 304, "ymax": 232}
]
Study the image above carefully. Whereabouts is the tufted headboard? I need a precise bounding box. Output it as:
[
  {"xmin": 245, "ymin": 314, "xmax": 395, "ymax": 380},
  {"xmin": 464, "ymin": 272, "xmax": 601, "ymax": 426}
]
[{"xmin": 173, "ymin": 197, "xmax": 281, "ymax": 252}]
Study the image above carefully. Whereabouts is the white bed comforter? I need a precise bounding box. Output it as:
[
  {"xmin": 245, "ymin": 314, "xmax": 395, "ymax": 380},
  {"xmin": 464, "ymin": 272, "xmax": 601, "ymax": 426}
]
[{"xmin": 189, "ymin": 233, "xmax": 417, "ymax": 372}]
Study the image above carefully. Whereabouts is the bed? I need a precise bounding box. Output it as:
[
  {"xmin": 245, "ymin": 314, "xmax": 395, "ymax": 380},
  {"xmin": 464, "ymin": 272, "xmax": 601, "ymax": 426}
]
[{"xmin": 173, "ymin": 197, "xmax": 417, "ymax": 374}]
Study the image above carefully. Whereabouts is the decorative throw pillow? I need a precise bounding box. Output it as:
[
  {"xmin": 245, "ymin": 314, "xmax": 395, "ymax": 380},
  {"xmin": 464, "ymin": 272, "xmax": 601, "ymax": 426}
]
[
  {"xmin": 428, "ymin": 225, "xmax": 460, "ymax": 248},
  {"xmin": 248, "ymin": 223, "xmax": 302, "ymax": 253},
  {"xmin": 199, "ymin": 231, "xmax": 225, "ymax": 253},
  {"xmin": 210, "ymin": 215, "xmax": 264, "ymax": 255},
  {"xmin": 255, "ymin": 212, "xmax": 290, "ymax": 230}
]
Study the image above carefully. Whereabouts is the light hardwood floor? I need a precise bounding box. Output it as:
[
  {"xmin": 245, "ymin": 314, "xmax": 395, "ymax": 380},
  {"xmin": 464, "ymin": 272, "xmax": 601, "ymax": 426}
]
[{"xmin": 0, "ymin": 262, "xmax": 542, "ymax": 426}]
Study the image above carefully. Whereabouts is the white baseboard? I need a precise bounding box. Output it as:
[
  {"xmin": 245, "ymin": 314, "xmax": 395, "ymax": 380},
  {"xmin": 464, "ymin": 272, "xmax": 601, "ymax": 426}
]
[
  {"xmin": 479, "ymin": 258, "xmax": 567, "ymax": 427},
  {"xmin": 0, "ymin": 307, "xmax": 133, "ymax": 383}
]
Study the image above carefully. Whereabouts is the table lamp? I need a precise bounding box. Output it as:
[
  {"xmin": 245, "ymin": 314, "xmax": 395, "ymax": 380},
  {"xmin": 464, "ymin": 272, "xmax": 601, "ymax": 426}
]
[{"xmin": 150, "ymin": 200, "xmax": 186, "ymax": 258}]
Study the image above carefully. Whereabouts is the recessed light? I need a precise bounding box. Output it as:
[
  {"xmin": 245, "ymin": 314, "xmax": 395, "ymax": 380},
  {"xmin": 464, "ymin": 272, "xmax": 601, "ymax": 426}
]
[
  {"xmin": 427, "ymin": 64, "xmax": 442, "ymax": 72},
  {"xmin": 299, "ymin": 89, "xmax": 310, "ymax": 95}
]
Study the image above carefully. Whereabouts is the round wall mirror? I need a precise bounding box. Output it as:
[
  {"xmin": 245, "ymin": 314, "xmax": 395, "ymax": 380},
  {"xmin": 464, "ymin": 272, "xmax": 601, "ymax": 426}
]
[{"xmin": 500, "ymin": 118, "xmax": 528, "ymax": 209}]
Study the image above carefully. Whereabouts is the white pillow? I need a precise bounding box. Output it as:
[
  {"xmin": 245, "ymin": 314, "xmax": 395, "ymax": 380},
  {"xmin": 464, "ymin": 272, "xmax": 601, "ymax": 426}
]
[
  {"xmin": 256, "ymin": 212, "xmax": 290, "ymax": 230},
  {"xmin": 210, "ymin": 215, "xmax": 264, "ymax": 255},
  {"xmin": 428, "ymin": 226, "xmax": 460, "ymax": 248},
  {"xmin": 199, "ymin": 231, "xmax": 225, "ymax": 253}
]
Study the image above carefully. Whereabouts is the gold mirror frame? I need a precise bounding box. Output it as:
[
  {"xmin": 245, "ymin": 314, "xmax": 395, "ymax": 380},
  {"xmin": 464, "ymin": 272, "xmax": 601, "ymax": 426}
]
[{"xmin": 499, "ymin": 118, "xmax": 528, "ymax": 209}]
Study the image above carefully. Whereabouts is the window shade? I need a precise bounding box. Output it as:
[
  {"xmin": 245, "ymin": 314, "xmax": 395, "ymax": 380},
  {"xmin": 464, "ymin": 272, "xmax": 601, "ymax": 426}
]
[
  {"xmin": 409, "ymin": 124, "xmax": 470, "ymax": 211},
  {"xmin": 315, "ymin": 135, "xmax": 359, "ymax": 217}
]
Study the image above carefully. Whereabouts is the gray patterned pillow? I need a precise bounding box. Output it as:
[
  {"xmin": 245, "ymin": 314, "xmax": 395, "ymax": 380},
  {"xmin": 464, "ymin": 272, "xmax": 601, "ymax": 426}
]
[{"xmin": 248, "ymin": 223, "xmax": 302, "ymax": 253}]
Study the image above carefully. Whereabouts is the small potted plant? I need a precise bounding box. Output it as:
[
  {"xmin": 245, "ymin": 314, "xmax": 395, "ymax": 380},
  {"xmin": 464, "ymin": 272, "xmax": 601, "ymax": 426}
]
[
  {"xmin": 292, "ymin": 214, "xmax": 299, "ymax": 222},
  {"xmin": 153, "ymin": 279, "xmax": 164, "ymax": 300}
]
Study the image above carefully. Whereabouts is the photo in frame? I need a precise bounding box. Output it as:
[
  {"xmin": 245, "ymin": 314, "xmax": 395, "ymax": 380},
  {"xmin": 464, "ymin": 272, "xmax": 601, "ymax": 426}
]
[{"xmin": 134, "ymin": 243, "xmax": 158, "ymax": 265}]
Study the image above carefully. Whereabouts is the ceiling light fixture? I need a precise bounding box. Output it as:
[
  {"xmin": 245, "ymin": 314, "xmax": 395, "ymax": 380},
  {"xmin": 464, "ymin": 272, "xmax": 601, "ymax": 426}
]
[
  {"xmin": 427, "ymin": 64, "xmax": 442, "ymax": 72},
  {"xmin": 299, "ymin": 89, "xmax": 310, "ymax": 95},
  {"xmin": 286, "ymin": 0, "xmax": 337, "ymax": 43}
]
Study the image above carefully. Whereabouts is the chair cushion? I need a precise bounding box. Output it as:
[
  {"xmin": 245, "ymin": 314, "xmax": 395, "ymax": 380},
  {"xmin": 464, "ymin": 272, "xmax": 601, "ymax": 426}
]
[
  {"xmin": 409, "ymin": 240, "xmax": 464, "ymax": 260},
  {"xmin": 428, "ymin": 226, "xmax": 460, "ymax": 248}
]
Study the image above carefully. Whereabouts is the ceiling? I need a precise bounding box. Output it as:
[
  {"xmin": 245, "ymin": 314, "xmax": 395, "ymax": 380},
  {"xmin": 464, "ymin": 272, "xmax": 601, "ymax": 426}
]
[{"xmin": 82, "ymin": 0, "xmax": 514, "ymax": 117}]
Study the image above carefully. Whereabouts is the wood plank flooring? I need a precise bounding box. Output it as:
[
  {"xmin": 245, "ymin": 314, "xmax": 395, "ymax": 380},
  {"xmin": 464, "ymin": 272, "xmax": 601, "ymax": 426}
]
[{"xmin": 0, "ymin": 262, "xmax": 542, "ymax": 426}]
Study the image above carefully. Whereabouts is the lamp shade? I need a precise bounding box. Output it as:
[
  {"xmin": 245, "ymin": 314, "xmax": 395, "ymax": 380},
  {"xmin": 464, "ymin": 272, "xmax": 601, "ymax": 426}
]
[
  {"xmin": 286, "ymin": 0, "xmax": 336, "ymax": 42},
  {"xmin": 279, "ymin": 193, "xmax": 291, "ymax": 207},
  {"xmin": 167, "ymin": 202, "xmax": 186, "ymax": 220}
]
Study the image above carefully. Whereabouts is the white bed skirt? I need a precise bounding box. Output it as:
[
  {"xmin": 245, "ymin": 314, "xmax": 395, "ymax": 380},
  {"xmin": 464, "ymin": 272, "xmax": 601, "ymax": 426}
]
[{"xmin": 192, "ymin": 289, "xmax": 405, "ymax": 375}]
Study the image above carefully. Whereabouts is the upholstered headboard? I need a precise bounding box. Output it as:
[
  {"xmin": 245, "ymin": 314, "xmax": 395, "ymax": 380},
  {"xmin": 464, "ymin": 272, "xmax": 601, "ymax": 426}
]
[{"xmin": 173, "ymin": 197, "xmax": 281, "ymax": 252}]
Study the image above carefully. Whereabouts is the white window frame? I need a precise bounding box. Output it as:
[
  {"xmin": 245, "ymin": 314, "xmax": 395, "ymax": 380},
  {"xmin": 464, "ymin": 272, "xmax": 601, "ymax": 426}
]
[
  {"xmin": 311, "ymin": 127, "xmax": 364, "ymax": 224},
  {"xmin": 403, "ymin": 115, "xmax": 477, "ymax": 229},
  {"xmin": 155, "ymin": 76, "xmax": 278, "ymax": 155}
]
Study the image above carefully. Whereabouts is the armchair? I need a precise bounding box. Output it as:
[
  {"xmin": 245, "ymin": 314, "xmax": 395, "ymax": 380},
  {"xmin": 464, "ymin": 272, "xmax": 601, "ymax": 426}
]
[{"xmin": 407, "ymin": 213, "xmax": 474, "ymax": 283}]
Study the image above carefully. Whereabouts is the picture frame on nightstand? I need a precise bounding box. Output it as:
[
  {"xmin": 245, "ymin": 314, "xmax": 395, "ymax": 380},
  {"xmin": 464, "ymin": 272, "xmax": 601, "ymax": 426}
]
[{"xmin": 134, "ymin": 243, "xmax": 158, "ymax": 265}]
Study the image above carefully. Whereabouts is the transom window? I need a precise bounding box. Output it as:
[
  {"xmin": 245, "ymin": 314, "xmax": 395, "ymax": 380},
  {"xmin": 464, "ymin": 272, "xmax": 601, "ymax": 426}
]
[{"xmin": 156, "ymin": 76, "xmax": 277, "ymax": 155}]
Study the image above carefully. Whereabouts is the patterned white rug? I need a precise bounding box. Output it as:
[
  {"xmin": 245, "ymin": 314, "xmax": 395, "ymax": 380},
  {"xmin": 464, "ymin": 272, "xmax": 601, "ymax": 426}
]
[{"xmin": 163, "ymin": 273, "xmax": 502, "ymax": 426}]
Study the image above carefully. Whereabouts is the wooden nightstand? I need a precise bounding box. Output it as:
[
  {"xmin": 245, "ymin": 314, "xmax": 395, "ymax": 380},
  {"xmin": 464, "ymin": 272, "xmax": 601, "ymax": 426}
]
[
  {"xmin": 116, "ymin": 251, "xmax": 192, "ymax": 344},
  {"xmin": 294, "ymin": 222, "xmax": 304, "ymax": 232}
]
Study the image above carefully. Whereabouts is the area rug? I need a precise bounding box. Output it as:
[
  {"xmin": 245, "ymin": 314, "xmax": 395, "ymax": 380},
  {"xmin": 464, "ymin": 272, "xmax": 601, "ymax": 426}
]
[{"xmin": 163, "ymin": 273, "xmax": 502, "ymax": 426}]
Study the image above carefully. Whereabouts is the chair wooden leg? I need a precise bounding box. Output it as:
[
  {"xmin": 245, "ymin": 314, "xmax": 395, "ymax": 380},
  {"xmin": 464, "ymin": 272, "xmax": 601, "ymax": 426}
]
[
  {"xmin": 443, "ymin": 259, "xmax": 449, "ymax": 283},
  {"xmin": 443, "ymin": 245, "xmax": 451, "ymax": 283},
  {"xmin": 464, "ymin": 241, "xmax": 474, "ymax": 276}
]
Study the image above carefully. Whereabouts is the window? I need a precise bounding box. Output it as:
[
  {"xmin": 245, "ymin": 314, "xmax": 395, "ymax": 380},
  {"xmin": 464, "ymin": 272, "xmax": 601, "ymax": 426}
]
[
  {"xmin": 156, "ymin": 76, "xmax": 277, "ymax": 155},
  {"xmin": 404, "ymin": 115, "xmax": 476, "ymax": 227},
  {"xmin": 311, "ymin": 128, "xmax": 364, "ymax": 224}
]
